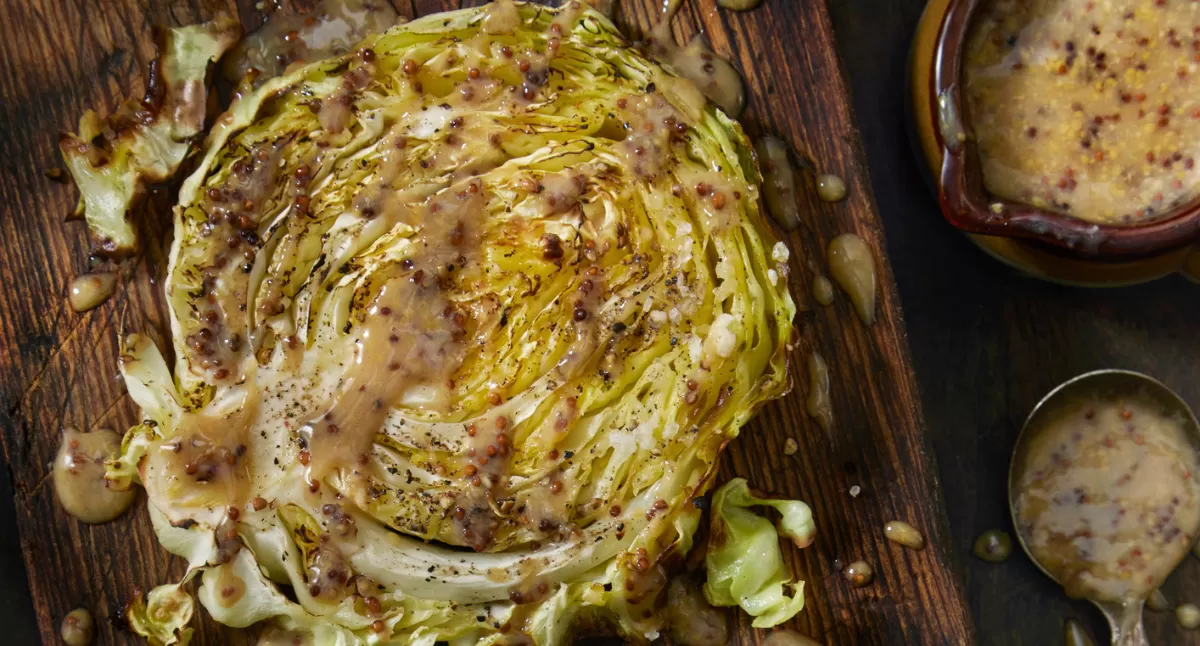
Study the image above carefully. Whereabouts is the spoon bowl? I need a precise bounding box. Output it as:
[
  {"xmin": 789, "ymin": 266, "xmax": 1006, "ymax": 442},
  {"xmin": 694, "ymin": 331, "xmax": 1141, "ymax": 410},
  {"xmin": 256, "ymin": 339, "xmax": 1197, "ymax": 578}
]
[{"xmin": 1008, "ymin": 370, "xmax": 1200, "ymax": 646}]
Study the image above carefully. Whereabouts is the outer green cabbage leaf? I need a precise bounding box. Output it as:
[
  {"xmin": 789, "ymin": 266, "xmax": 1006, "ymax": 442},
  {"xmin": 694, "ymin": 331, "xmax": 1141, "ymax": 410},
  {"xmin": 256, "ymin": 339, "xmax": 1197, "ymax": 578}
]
[
  {"xmin": 704, "ymin": 478, "xmax": 815, "ymax": 628},
  {"xmin": 59, "ymin": 18, "xmax": 240, "ymax": 255}
]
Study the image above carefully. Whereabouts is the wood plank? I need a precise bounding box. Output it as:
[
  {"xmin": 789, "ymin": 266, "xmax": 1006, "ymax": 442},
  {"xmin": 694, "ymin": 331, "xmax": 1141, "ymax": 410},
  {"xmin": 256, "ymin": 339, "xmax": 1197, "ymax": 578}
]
[{"xmin": 0, "ymin": 0, "xmax": 974, "ymax": 643}]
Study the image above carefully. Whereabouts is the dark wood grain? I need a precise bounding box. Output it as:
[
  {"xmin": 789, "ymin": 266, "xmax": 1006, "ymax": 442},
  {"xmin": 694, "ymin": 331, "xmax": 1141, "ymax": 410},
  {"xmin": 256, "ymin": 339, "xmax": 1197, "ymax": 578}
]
[
  {"xmin": 0, "ymin": 0, "xmax": 974, "ymax": 643},
  {"xmin": 828, "ymin": 0, "xmax": 1200, "ymax": 644}
]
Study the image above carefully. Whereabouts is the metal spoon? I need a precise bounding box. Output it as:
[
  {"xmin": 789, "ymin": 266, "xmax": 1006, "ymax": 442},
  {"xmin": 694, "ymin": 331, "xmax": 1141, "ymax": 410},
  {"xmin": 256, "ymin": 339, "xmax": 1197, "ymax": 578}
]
[{"xmin": 1008, "ymin": 370, "xmax": 1200, "ymax": 646}]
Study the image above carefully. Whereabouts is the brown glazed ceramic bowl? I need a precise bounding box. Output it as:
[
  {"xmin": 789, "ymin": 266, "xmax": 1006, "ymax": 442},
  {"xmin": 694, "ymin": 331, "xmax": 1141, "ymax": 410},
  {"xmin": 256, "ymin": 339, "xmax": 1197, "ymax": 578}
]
[{"xmin": 930, "ymin": 0, "xmax": 1200, "ymax": 260}]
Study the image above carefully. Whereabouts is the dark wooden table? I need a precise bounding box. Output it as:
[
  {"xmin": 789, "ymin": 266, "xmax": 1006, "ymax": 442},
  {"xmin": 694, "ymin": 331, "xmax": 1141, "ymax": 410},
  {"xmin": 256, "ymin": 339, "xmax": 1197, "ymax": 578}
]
[
  {"xmin": 1, "ymin": 0, "xmax": 1195, "ymax": 644},
  {"xmin": 828, "ymin": 1, "xmax": 1200, "ymax": 644}
]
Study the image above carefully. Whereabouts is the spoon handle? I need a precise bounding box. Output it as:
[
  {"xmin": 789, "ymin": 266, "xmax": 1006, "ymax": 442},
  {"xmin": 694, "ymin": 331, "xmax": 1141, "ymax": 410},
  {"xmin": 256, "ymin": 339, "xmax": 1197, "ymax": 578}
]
[
  {"xmin": 1112, "ymin": 620, "xmax": 1147, "ymax": 646},
  {"xmin": 1101, "ymin": 601, "xmax": 1148, "ymax": 646}
]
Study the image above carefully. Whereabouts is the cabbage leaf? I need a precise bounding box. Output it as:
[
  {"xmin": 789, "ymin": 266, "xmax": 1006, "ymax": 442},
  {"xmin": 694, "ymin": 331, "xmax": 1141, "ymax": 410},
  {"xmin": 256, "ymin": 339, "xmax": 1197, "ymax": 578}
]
[
  {"xmin": 704, "ymin": 478, "xmax": 815, "ymax": 628},
  {"xmin": 123, "ymin": 582, "xmax": 197, "ymax": 646},
  {"xmin": 59, "ymin": 17, "xmax": 240, "ymax": 255}
]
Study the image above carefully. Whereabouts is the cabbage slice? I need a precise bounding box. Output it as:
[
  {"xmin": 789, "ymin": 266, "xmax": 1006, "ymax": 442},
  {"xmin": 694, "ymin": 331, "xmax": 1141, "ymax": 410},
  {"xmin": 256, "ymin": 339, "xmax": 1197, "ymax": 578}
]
[
  {"xmin": 107, "ymin": 2, "xmax": 800, "ymax": 644},
  {"xmin": 704, "ymin": 478, "xmax": 815, "ymax": 628}
]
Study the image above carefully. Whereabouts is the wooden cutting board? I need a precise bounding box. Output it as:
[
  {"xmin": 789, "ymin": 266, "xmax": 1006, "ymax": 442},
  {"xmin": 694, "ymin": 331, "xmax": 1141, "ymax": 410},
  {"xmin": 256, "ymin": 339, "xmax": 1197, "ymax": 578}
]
[{"xmin": 0, "ymin": 0, "xmax": 975, "ymax": 643}]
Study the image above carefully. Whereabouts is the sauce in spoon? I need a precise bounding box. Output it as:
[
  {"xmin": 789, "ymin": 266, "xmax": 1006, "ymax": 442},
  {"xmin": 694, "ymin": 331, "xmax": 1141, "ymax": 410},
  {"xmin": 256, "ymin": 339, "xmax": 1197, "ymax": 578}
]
[
  {"xmin": 1013, "ymin": 390, "xmax": 1200, "ymax": 603},
  {"xmin": 1010, "ymin": 372, "xmax": 1200, "ymax": 645}
]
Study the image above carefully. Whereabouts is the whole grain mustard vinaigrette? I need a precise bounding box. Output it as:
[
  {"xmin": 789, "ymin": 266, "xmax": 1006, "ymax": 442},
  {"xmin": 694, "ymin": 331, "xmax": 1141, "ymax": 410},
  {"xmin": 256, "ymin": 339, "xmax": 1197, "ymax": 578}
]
[
  {"xmin": 1013, "ymin": 394, "xmax": 1200, "ymax": 602},
  {"xmin": 965, "ymin": 0, "xmax": 1200, "ymax": 223}
]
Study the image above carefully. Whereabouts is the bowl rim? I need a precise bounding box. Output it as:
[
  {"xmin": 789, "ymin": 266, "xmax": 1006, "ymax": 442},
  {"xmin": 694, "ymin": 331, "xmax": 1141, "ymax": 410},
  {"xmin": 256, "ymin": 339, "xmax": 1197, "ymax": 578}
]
[{"xmin": 932, "ymin": 0, "xmax": 1200, "ymax": 259}]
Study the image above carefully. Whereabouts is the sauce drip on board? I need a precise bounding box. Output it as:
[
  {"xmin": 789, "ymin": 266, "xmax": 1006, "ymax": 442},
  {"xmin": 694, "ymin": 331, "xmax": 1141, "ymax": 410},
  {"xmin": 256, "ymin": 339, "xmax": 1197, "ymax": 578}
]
[
  {"xmin": 1177, "ymin": 603, "xmax": 1200, "ymax": 629},
  {"xmin": 60, "ymin": 608, "xmax": 94, "ymax": 646},
  {"xmin": 53, "ymin": 428, "xmax": 134, "ymax": 524},
  {"xmin": 827, "ymin": 233, "xmax": 876, "ymax": 325},
  {"xmin": 757, "ymin": 136, "xmax": 801, "ymax": 231},
  {"xmin": 815, "ymin": 173, "xmax": 846, "ymax": 202},
  {"xmin": 972, "ymin": 529, "xmax": 1013, "ymax": 563},
  {"xmin": 844, "ymin": 560, "xmax": 874, "ymax": 587},
  {"xmin": 883, "ymin": 520, "xmax": 925, "ymax": 550},
  {"xmin": 1013, "ymin": 393, "xmax": 1200, "ymax": 602},
  {"xmin": 805, "ymin": 351, "xmax": 832, "ymax": 432},
  {"xmin": 811, "ymin": 275, "xmax": 834, "ymax": 306},
  {"xmin": 67, "ymin": 272, "xmax": 117, "ymax": 312}
]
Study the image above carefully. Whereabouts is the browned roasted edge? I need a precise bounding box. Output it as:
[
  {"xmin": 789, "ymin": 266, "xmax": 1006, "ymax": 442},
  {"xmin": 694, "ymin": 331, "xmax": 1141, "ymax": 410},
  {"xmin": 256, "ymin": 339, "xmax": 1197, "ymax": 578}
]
[
  {"xmin": 0, "ymin": 0, "xmax": 974, "ymax": 643},
  {"xmin": 930, "ymin": 0, "xmax": 1200, "ymax": 260}
]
